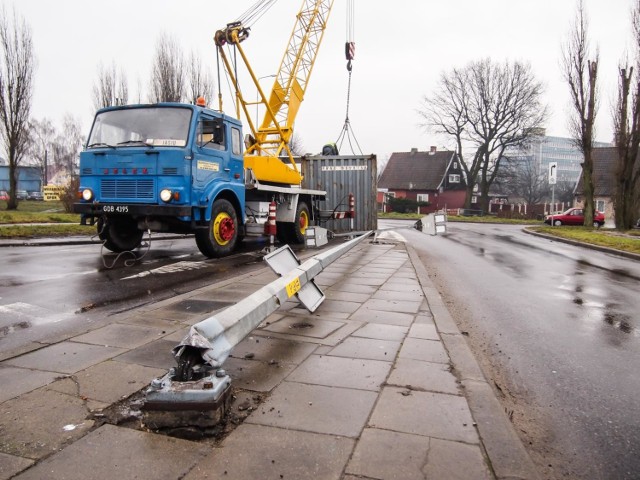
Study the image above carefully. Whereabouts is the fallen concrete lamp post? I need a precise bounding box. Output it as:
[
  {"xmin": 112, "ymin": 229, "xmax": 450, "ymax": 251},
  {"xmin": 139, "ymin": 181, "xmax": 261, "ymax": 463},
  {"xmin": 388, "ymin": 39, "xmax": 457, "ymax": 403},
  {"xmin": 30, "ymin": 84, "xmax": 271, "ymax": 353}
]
[{"xmin": 143, "ymin": 231, "xmax": 373, "ymax": 428}]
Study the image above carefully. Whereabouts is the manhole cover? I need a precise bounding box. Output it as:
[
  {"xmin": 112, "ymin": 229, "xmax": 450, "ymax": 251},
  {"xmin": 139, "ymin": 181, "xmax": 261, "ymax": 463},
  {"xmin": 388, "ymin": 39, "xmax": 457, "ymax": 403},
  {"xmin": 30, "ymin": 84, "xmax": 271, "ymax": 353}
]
[{"xmin": 290, "ymin": 322, "xmax": 314, "ymax": 329}]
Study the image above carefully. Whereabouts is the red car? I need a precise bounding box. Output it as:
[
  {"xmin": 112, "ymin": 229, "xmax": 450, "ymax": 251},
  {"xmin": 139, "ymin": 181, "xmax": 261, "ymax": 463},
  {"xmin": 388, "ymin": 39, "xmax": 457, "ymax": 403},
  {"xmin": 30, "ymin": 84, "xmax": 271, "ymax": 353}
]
[
  {"xmin": 544, "ymin": 207, "xmax": 605, "ymax": 227},
  {"xmin": 0, "ymin": 190, "xmax": 8, "ymax": 201}
]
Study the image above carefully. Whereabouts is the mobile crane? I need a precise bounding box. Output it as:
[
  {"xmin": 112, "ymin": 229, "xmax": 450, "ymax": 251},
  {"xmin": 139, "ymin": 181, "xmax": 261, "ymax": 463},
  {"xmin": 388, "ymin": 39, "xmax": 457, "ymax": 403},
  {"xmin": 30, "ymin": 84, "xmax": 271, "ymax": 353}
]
[{"xmin": 74, "ymin": 0, "xmax": 335, "ymax": 258}]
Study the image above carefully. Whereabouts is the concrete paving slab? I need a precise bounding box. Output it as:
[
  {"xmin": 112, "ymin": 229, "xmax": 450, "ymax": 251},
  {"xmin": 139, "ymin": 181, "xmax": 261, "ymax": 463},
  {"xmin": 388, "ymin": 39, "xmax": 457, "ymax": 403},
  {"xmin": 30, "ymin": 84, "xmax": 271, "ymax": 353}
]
[
  {"xmin": 0, "ymin": 452, "xmax": 33, "ymax": 480},
  {"xmin": 71, "ymin": 323, "xmax": 167, "ymax": 349},
  {"xmin": 191, "ymin": 283, "xmax": 262, "ymax": 302},
  {"xmin": 255, "ymin": 318, "xmax": 364, "ymax": 347},
  {"xmin": 399, "ymin": 338, "xmax": 449, "ymax": 364},
  {"xmin": 340, "ymin": 276, "xmax": 387, "ymax": 286},
  {"xmin": 287, "ymin": 354, "xmax": 391, "ymax": 391},
  {"xmin": 379, "ymin": 282, "xmax": 422, "ymax": 293},
  {"xmin": 0, "ymin": 365, "xmax": 60, "ymax": 403},
  {"xmin": 0, "ymin": 388, "xmax": 95, "ymax": 460},
  {"xmin": 351, "ymin": 323, "xmax": 408, "ymax": 341},
  {"xmin": 259, "ymin": 315, "xmax": 345, "ymax": 338},
  {"xmin": 326, "ymin": 290, "xmax": 371, "ymax": 303},
  {"xmin": 4, "ymin": 342, "xmax": 126, "ymax": 374},
  {"xmin": 387, "ymin": 358, "xmax": 461, "ymax": 395},
  {"xmin": 350, "ymin": 271, "xmax": 392, "ymax": 279},
  {"xmin": 223, "ymin": 357, "xmax": 298, "ymax": 392},
  {"xmin": 414, "ymin": 312, "xmax": 435, "ymax": 324},
  {"xmin": 328, "ymin": 336, "xmax": 401, "ymax": 361},
  {"xmin": 423, "ymin": 437, "xmax": 493, "ymax": 480},
  {"xmin": 113, "ymin": 338, "xmax": 176, "ymax": 369},
  {"xmin": 46, "ymin": 360, "xmax": 165, "ymax": 404},
  {"xmin": 369, "ymin": 386, "xmax": 479, "ymax": 444},
  {"xmin": 12, "ymin": 424, "xmax": 210, "ymax": 480},
  {"xmin": 184, "ymin": 423, "xmax": 354, "ymax": 480},
  {"xmin": 359, "ymin": 298, "xmax": 422, "ymax": 314},
  {"xmin": 371, "ymin": 289, "xmax": 424, "ymax": 302},
  {"xmin": 329, "ymin": 282, "xmax": 378, "ymax": 295},
  {"xmin": 408, "ymin": 323, "xmax": 439, "ymax": 340},
  {"xmin": 116, "ymin": 314, "xmax": 183, "ymax": 332},
  {"xmin": 346, "ymin": 428, "xmax": 430, "ymax": 480},
  {"xmin": 316, "ymin": 299, "xmax": 361, "ymax": 314},
  {"xmin": 229, "ymin": 336, "xmax": 316, "ymax": 365},
  {"xmin": 248, "ymin": 381, "xmax": 377, "ymax": 437},
  {"xmin": 350, "ymin": 308, "xmax": 414, "ymax": 326}
]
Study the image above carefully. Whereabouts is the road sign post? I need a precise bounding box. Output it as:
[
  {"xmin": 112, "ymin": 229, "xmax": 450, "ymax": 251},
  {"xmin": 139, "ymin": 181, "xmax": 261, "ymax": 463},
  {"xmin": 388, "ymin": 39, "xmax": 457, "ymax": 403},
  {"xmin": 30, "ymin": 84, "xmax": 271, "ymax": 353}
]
[{"xmin": 549, "ymin": 162, "xmax": 557, "ymax": 227}]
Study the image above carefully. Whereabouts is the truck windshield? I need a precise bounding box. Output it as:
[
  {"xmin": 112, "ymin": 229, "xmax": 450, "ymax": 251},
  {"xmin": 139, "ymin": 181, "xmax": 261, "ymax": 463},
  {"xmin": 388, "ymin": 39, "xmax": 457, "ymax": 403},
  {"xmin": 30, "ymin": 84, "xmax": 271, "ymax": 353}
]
[{"xmin": 87, "ymin": 107, "xmax": 192, "ymax": 148}]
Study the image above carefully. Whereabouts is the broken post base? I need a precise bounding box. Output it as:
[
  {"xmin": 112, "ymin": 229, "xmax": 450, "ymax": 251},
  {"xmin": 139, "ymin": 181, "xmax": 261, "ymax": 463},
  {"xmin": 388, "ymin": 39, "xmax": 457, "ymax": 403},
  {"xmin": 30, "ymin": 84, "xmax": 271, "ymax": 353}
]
[{"xmin": 142, "ymin": 369, "xmax": 232, "ymax": 430}]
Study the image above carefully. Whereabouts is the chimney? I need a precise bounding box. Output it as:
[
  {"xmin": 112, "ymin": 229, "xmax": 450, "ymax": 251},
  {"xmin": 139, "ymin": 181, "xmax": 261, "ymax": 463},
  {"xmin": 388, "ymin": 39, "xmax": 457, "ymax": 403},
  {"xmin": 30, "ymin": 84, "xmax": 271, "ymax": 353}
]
[
  {"xmin": 429, "ymin": 146, "xmax": 437, "ymax": 155},
  {"xmin": 410, "ymin": 147, "xmax": 418, "ymax": 155}
]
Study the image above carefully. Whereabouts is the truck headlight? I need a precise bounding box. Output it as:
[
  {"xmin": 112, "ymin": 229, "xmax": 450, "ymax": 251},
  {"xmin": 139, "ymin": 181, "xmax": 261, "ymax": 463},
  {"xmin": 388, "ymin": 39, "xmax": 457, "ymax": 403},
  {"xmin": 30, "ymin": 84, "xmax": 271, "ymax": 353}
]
[
  {"xmin": 82, "ymin": 189, "xmax": 94, "ymax": 201},
  {"xmin": 160, "ymin": 189, "xmax": 173, "ymax": 202}
]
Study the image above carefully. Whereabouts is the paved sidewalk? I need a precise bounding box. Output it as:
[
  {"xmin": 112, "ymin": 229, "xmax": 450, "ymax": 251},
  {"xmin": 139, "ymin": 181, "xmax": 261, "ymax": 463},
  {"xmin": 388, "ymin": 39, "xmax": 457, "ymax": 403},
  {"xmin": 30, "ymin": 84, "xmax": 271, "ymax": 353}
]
[{"xmin": 0, "ymin": 239, "xmax": 539, "ymax": 480}]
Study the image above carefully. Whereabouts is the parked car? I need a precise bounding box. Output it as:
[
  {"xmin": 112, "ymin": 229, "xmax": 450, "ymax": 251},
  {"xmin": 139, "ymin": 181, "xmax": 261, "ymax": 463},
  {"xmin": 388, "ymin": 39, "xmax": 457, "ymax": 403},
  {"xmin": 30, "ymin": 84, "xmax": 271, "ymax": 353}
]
[
  {"xmin": 0, "ymin": 190, "xmax": 8, "ymax": 201},
  {"xmin": 16, "ymin": 190, "xmax": 28, "ymax": 200},
  {"xmin": 27, "ymin": 191, "xmax": 44, "ymax": 201},
  {"xmin": 544, "ymin": 207, "xmax": 605, "ymax": 227}
]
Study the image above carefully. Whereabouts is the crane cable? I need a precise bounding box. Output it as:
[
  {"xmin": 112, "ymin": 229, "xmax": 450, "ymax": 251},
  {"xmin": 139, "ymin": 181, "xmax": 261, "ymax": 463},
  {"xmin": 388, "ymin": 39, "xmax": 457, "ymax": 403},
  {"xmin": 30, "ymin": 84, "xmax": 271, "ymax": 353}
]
[
  {"xmin": 215, "ymin": 0, "xmax": 278, "ymax": 113},
  {"xmin": 335, "ymin": 0, "xmax": 363, "ymax": 155}
]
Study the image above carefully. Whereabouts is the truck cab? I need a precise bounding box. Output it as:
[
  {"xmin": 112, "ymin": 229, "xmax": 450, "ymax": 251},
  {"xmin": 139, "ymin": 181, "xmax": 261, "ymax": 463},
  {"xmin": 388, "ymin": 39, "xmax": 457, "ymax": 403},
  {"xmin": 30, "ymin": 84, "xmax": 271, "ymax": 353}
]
[{"xmin": 74, "ymin": 103, "xmax": 246, "ymax": 257}]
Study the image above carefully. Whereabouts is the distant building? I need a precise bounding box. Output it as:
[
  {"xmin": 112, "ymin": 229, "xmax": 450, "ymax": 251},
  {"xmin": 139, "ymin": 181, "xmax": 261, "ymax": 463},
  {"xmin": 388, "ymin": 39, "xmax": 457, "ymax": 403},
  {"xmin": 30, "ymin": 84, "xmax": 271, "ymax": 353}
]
[
  {"xmin": 507, "ymin": 133, "xmax": 611, "ymax": 185},
  {"xmin": 0, "ymin": 165, "xmax": 43, "ymax": 192},
  {"xmin": 574, "ymin": 147, "xmax": 620, "ymax": 226},
  {"xmin": 378, "ymin": 146, "xmax": 466, "ymax": 213}
]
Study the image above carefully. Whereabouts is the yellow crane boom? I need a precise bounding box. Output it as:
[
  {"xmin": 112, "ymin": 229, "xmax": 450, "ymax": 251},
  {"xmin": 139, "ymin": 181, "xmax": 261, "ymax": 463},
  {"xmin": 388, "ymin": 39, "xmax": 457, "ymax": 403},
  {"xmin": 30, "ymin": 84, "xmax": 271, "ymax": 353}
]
[{"xmin": 214, "ymin": 0, "xmax": 334, "ymax": 186}]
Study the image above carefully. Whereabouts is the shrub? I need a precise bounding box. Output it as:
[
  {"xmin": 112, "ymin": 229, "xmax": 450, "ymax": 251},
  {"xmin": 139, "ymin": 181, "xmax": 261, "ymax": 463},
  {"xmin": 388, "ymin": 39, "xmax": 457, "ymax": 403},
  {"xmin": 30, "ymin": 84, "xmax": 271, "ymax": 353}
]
[{"xmin": 59, "ymin": 177, "xmax": 79, "ymax": 213}]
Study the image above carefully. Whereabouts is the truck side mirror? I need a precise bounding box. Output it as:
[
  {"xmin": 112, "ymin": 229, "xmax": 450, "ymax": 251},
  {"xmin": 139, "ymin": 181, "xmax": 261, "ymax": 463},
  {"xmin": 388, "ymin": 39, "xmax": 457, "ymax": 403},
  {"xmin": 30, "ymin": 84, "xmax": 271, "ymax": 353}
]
[{"xmin": 214, "ymin": 117, "xmax": 224, "ymax": 145}]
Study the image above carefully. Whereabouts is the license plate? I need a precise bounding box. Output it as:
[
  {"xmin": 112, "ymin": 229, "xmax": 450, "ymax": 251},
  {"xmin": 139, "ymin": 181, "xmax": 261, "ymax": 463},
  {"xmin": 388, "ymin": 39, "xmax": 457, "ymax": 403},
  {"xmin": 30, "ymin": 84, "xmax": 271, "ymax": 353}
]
[{"xmin": 101, "ymin": 205, "xmax": 129, "ymax": 214}]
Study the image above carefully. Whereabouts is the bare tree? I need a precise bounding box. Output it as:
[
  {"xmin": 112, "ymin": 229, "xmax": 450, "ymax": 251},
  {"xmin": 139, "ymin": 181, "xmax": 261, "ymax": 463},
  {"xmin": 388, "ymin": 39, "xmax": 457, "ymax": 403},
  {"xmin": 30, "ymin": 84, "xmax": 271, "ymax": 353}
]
[
  {"xmin": 288, "ymin": 132, "xmax": 305, "ymax": 156},
  {"xmin": 149, "ymin": 33, "xmax": 185, "ymax": 103},
  {"xmin": 562, "ymin": 0, "xmax": 599, "ymax": 226},
  {"xmin": 28, "ymin": 117, "xmax": 54, "ymax": 186},
  {"xmin": 186, "ymin": 52, "xmax": 214, "ymax": 105},
  {"xmin": 92, "ymin": 61, "xmax": 128, "ymax": 110},
  {"xmin": 0, "ymin": 7, "xmax": 34, "ymax": 210},
  {"xmin": 50, "ymin": 115, "xmax": 83, "ymax": 181},
  {"xmin": 499, "ymin": 155, "xmax": 550, "ymax": 206},
  {"xmin": 612, "ymin": 1, "xmax": 640, "ymax": 230},
  {"xmin": 420, "ymin": 58, "xmax": 547, "ymax": 212}
]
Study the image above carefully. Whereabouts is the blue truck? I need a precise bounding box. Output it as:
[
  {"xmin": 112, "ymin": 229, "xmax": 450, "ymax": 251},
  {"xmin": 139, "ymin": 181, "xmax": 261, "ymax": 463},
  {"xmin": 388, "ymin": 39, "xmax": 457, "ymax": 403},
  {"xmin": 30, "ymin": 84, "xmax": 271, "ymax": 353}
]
[{"xmin": 73, "ymin": 102, "xmax": 326, "ymax": 258}]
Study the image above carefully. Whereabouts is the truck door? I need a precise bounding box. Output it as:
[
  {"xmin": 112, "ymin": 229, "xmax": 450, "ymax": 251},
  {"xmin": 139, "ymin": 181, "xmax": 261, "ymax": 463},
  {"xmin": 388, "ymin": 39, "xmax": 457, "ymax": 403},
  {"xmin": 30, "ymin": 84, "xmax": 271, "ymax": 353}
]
[{"xmin": 193, "ymin": 115, "xmax": 228, "ymax": 192}]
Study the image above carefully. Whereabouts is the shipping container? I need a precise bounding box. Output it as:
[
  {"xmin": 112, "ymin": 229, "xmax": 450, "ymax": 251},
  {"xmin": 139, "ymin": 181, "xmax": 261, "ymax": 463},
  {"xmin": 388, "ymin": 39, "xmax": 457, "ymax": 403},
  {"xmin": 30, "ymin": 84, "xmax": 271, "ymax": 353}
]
[{"xmin": 300, "ymin": 155, "xmax": 377, "ymax": 233}]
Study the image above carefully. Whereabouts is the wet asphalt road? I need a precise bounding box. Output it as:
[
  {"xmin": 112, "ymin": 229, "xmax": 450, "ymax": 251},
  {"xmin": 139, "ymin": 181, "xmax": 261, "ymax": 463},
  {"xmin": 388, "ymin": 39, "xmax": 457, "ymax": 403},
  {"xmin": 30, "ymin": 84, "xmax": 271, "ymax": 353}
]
[
  {"xmin": 0, "ymin": 236, "xmax": 283, "ymax": 355},
  {"xmin": 383, "ymin": 220, "xmax": 640, "ymax": 480}
]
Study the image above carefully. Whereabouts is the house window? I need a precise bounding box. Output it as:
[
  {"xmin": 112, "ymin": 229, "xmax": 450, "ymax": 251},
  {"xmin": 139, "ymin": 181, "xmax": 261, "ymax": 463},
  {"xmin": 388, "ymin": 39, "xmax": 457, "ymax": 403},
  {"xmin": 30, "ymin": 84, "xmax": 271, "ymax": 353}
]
[
  {"xmin": 453, "ymin": 161, "xmax": 458, "ymax": 169},
  {"xmin": 471, "ymin": 196, "xmax": 478, "ymax": 204},
  {"xmin": 596, "ymin": 200, "xmax": 605, "ymax": 213},
  {"xmin": 417, "ymin": 194, "xmax": 429, "ymax": 203},
  {"xmin": 449, "ymin": 174, "xmax": 460, "ymax": 183}
]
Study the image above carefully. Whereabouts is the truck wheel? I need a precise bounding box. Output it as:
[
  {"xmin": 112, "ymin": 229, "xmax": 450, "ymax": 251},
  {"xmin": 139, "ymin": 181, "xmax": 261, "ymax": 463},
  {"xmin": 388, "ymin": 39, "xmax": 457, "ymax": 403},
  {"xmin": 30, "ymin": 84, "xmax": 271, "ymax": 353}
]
[
  {"xmin": 196, "ymin": 199, "xmax": 238, "ymax": 258},
  {"xmin": 277, "ymin": 201, "xmax": 310, "ymax": 244},
  {"xmin": 97, "ymin": 216, "xmax": 143, "ymax": 252}
]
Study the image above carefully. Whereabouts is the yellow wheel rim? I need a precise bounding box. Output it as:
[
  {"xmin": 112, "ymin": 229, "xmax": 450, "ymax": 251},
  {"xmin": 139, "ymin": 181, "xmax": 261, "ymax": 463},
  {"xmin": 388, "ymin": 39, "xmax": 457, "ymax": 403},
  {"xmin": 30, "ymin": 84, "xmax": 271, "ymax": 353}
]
[
  {"xmin": 299, "ymin": 210, "xmax": 309, "ymax": 235},
  {"xmin": 213, "ymin": 212, "xmax": 235, "ymax": 245}
]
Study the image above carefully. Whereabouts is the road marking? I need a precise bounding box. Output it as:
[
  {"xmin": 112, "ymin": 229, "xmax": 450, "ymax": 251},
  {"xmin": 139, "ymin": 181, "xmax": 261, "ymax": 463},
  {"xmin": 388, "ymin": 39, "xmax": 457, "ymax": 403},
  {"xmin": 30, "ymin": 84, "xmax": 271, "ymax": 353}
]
[{"xmin": 121, "ymin": 260, "xmax": 208, "ymax": 280}]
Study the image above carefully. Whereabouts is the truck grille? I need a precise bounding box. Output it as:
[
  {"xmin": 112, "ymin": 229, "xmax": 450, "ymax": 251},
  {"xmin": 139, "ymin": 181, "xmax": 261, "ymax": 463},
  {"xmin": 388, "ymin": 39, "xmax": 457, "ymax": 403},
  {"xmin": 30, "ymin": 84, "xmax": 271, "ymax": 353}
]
[{"xmin": 101, "ymin": 179, "xmax": 155, "ymax": 200}]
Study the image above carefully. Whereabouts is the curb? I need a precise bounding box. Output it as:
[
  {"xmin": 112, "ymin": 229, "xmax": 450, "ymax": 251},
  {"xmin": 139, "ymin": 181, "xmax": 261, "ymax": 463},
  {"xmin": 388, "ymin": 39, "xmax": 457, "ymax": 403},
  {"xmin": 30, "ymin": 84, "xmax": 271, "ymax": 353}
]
[
  {"xmin": 523, "ymin": 228, "xmax": 640, "ymax": 262},
  {"xmin": 406, "ymin": 244, "xmax": 541, "ymax": 480}
]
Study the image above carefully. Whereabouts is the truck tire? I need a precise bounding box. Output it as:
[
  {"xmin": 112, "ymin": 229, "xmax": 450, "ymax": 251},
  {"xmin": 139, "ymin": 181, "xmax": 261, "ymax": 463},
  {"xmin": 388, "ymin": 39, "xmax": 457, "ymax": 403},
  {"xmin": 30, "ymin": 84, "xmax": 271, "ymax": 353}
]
[
  {"xmin": 97, "ymin": 216, "xmax": 143, "ymax": 253},
  {"xmin": 277, "ymin": 201, "xmax": 310, "ymax": 244},
  {"xmin": 196, "ymin": 198, "xmax": 239, "ymax": 258}
]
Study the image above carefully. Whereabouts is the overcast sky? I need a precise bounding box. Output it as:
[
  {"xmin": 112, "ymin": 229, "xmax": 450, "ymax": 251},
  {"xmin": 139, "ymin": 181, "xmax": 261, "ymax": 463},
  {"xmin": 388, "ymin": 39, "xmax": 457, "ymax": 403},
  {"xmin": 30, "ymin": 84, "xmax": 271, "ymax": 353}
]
[{"xmin": 3, "ymin": 0, "xmax": 634, "ymax": 161}]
